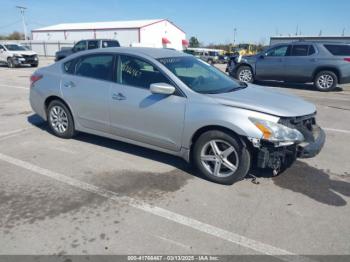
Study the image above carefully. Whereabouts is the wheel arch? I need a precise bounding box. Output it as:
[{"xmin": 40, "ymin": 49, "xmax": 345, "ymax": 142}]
[
  {"xmin": 44, "ymin": 96, "xmax": 75, "ymax": 124},
  {"xmin": 189, "ymin": 125, "xmax": 250, "ymax": 162},
  {"xmin": 312, "ymin": 67, "xmax": 340, "ymax": 83},
  {"xmin": 235, "ymin": 63, "xmax": 255, "ymax": 76},
  {"xmin": 236, "ymin": 63, "xmax": 254, "ymax": 70}
]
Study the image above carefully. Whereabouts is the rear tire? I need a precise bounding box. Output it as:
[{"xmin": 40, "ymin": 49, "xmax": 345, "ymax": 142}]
[
  {"xmin": 236, "ymin": 66, "xmax": 254, "ymax": 83},
  {"xmin": 47, "ymin": 100, "xmax": 75, "ymax": 139},
  {"xmin": 314, "ymin": 71, "xmax": 337, "ymax": 91},
  {"xmin": 193, "ymin": 130, "xmax": 251, "ymax": 185}
]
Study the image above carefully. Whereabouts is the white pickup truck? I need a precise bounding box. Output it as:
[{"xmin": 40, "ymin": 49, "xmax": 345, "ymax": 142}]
[{"xmin": 0, "ymin": 43, "xmax": 38, "ymax": 68}]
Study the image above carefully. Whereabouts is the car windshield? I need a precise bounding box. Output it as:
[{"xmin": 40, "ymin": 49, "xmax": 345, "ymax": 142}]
[
  {"xmin": 4, "ymin": 44, "xmax": 27, "ymax": 51},
  {"xmin": 158, "ymin": 56, "xmax": 245, "ymax": 94}
]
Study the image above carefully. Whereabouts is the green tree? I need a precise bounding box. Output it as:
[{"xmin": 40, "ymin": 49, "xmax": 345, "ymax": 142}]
[
  {"xmin": 189, "ymin": 36, "xmax": 200, "ymax": 48},
  {"xmin": 7, "ymin": 31, "xmax": 24, "ymax": 40}
]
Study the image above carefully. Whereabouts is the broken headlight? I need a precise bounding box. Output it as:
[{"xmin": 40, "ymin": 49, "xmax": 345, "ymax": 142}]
[{"xmin": 249, "ymin": 117, "xmax": 304, "ymax": 143}]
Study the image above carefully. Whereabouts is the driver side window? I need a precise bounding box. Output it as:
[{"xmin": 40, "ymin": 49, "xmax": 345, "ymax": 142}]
[
  {"xmin": 266, "ymin": 45, "xmax": 289, "ymax": 57},
  {"xmin": 74, "ymin": 41, "xmax": 87, "ymax": 52},
  {"xmin": 118, "ymin": 55, "xmax": 170, "ymax": 89}
]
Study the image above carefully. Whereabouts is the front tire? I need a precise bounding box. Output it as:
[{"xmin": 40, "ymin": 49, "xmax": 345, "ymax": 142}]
[
  {"xmin": 7, "ymin": 58, "xmax": 15, "ymax": 68},
  {"xmin": 236, "ymin": 66, "xmax": 254, "ymax": 83},
  {"xmin": 47, "ymin": 100, "xmax": 75, "ymax": 139},
  {"xmin": 314, "ymin": 71, "xmax": 337, "ymax": 91},
  {"xmin": 193, "ymin": 130, "xmax": 251, "ymax": 185},
  {"xmin": 31, "ymin": 63, "xmax": 38, "ymax": 68}
]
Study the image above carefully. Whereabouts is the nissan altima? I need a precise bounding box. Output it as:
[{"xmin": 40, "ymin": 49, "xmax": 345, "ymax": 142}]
[{"xmin": 29, "ymin": 47, "xmax": 325, "ymax": 184}]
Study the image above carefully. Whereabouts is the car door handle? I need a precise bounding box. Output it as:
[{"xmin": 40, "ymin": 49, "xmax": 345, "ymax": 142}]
[
  {"xmin": 310, "ymin": 58, "xmax": 318, "ymax": 62},
  {"xmin": 112, "ymin": 93, "xmax": 126, "ymax": 101},
  {"xmin": 63, "ymin": 81, "xmax": 75, "ymax": 88}
]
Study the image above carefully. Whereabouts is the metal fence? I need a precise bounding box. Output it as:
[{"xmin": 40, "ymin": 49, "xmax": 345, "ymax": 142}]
[{"xmin": 0, "ymin": 40, "xmax": 75, "ymax": 57}]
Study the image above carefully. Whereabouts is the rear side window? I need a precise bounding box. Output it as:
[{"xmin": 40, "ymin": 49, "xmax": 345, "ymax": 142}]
[
  {"xmin": 308, "ymin": 45, "xmax": 316, "ymax": 55},
  {"xmin": 324, "ymin": 44, "xmax": 350, "ymax": 56},
  {"xmin": 75, "ymin": 54, "xmax": 114, "ymax": 81},
  {"xmin": 64, "ymin": 60, "xmax": 75, "ymax": 74},
  {"xmin": 119, "ymin": 55, "xmax": 170, "ymax": 89},
  {"xmin": 87, "ymin": 40, "xmax": 99, "ymax": 50},
  {"xmin": 291, "ymin": 45, "xmax": 309, "ymax": 56},
  {"xmin": 102, "ymin": 40, "xmax": 120, "ymax": 48}
]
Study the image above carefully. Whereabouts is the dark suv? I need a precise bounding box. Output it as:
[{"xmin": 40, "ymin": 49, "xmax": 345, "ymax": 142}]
[
  {"xmin": 227, "ymin": 42, "xmax": 350, "ymax": 91},
  {"xmin": 55, "ymin": 39, "xmax": 120, "ymax": 61}
]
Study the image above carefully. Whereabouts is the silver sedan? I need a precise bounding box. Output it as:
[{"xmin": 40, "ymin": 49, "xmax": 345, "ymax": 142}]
[{"xmin": 29, "ymin": 47, "xmax": 325, "ymax": 184}]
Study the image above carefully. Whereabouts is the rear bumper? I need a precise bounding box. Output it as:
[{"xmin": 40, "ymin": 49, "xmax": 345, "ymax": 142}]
[
  {"xmin": 297, "ymin": 126, "xmax": 326, "ymax": 158},
  {"xmin": 29, "ymin": 89, "xmax": 47, "ymax": 121}
]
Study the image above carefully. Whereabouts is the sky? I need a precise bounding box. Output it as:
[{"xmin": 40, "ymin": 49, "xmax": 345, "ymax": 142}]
[{"xmin": 1, "ymin": 0, "xmax": 350, "ymax": 45}]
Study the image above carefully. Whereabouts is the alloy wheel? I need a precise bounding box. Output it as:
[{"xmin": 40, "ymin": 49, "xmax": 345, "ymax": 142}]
[
  {"xmin": 49, "ymin": 105, "xmax": 69, "ymax": 134},
  {"xmin": 200, "ymin": 139, "xmax": 239, "ymax": 178},
  {"xmin": 317, "ymin": 74, "xmax": 334, "ymax": 90},
  {"xmin": 238, "ymin": 69, "xmax": 253, "ymax": 82}
]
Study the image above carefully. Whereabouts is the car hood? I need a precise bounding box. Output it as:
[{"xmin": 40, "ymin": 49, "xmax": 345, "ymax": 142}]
[
  {"xmin": 207, "ymin": 84, "xmax": 316, "ymax": 117},
  {"xmin": 8, "ymin": 50, "xmax": 37, "ymax": 56}
]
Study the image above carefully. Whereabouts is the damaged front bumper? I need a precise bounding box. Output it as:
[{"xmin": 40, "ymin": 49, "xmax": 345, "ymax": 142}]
[
  {"xmin": 255, "ymin": 124, "xmax": 325, "ymax": 170},
  {"xmin": 13, "ymin": 55, "xmax": 38, "ymax": 66},
  {"xmin": 297, "ymin": 125, "xmax": 326, "ymax": 158}
]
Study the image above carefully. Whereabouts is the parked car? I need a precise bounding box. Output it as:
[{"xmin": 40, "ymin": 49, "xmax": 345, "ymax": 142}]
[
  {"xmin": 0, "ymin": 43, "xmax": 38, "ymax": 68},
  {"xmin": 184, "ymin": 48, "xmax": 220, "ymax": 64},
  {"xmin": 55, "ymin": 39, "xmax": 120, "ymax": 61},
  {"xmin": 227, "ymin": 42, "xmax": 350, "ymax": 91},
  {"xmin": 30, "ymin": 48, "xmax": 325, "ymax": 184},
  {"xmin": 217, "ymin": 55, "xmax": 229, "ymax": 64}
]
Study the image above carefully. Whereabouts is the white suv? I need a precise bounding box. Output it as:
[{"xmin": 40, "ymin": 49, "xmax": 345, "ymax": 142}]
[{"xmin": 0, "ymin": 43, "xmax": 39, "ymax": 68}]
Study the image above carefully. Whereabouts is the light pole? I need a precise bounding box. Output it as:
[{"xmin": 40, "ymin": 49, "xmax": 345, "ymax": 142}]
[
  {"xmin": 233, "ymin": 27, "xmax": 237, "ymax": 46},
  {"xmin": 16, "ymin": 6, "xmax": 28, "ymax": 40}
]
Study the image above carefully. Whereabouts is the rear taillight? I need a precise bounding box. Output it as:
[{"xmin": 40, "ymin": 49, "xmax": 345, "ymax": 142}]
[
  {"xmin": 30, "ymin": 74, "xmax": 43, "ymax": 88},
  {"xmin": 344, "ymin": 58, "xmax": 350, "ymax": 63}
]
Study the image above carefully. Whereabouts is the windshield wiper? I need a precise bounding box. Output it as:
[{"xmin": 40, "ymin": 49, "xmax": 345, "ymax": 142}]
[{"xmin": 224, "ymin": 83, "xmax": 247, "ymax": 93}]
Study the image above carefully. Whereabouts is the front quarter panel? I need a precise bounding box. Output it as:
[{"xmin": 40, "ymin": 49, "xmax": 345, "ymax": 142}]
[
  {"xmin": 182, "ymin": 99, "xmax": 279, "ymax": 149},
  {"xmin": 235, "ymin": 56, "xmax": 258, "ymax": 75}
]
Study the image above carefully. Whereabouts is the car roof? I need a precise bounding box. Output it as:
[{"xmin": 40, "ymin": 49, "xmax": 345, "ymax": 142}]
[
  {"xmin": 279, "ymin": 41, "xmax": 350, "ymax": 45},
  {"xmin": 83, "ymin": 47, "xmax": 190, "ymax": 59}
]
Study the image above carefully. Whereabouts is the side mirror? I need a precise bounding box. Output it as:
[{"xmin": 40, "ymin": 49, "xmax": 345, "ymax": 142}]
[
  {"xmin": 0, "ymin": 49, "xmax": 4, "ymax": 53},
  {"xmin": 150, "ymin": 83, "xmax": 175, "ymax": 95},
  {"xmin": 259, "ymin": 54, "xmax": 265, "ymax": 59}
]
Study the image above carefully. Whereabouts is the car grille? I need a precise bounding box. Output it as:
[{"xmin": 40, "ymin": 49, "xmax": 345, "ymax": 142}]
[
  {"xmin": 22, "ymin": 55, "xmax": 36, "ymax": 59},
  {"xmin": 22, "ymin": 55, "xmax": 36, "ymax": 62},
  {"xmin": 279, "ymin": 113, "xmax": 317, "ymax": 142}
]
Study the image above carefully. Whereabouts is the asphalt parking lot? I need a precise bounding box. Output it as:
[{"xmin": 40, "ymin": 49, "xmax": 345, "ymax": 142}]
[{"xmin": 0, "ymin": 58, "xmax": 350, "ymax": 261}]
